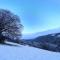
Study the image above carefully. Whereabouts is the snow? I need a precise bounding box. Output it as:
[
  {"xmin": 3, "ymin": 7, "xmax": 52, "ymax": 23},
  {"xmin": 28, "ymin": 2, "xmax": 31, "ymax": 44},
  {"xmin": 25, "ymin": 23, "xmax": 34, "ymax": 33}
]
[{"xmin": 0, "ymin": 42, "xmax": 60, "ymax": 60}]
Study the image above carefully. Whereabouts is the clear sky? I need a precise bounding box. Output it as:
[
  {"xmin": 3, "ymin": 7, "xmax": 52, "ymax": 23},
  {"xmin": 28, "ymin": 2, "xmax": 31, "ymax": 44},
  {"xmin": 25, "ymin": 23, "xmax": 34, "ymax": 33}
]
[{"xmin": 0, "ymin": 0, "xmax": 60, "ymax": 34}]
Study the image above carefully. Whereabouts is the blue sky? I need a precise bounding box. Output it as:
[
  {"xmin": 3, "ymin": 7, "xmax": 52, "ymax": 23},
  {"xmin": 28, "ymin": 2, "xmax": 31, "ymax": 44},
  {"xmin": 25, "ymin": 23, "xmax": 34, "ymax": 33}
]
[{"xmin": 0, "ymin": 0, "xmax": 60, "ymax": 34}]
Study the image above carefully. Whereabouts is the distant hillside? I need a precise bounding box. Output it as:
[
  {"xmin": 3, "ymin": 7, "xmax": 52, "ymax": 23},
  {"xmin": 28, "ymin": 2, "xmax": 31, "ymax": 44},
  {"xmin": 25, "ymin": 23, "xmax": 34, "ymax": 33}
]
[
  {"xmin": 22, "ymin": 32, "xmax": 60, "ymax": 52},
  {"xmin": 22, "ymin": 28, "xmax": 60, "ymax": 39}
]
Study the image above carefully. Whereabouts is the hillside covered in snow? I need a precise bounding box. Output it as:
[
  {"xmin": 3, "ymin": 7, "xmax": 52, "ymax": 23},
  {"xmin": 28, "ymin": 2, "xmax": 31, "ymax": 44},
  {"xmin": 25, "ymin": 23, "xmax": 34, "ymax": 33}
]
[{"xmin": 0, "ymin": 42, "xmax": 60, "ymax": 60}]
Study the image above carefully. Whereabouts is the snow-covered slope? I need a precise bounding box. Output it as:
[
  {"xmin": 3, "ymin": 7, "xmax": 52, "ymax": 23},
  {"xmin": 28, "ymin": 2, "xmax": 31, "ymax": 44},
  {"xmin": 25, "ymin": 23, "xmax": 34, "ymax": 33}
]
[{"xmin": 0, "ymin": 42, "xmax": 60, "ymax": 60}]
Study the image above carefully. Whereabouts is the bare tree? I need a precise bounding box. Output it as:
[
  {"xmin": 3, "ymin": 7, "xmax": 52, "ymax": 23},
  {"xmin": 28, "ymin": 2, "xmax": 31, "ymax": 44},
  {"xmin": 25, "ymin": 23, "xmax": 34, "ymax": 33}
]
[{"xmin": 0, "ymin": 9, "xmax": 23, "ymax": 43}]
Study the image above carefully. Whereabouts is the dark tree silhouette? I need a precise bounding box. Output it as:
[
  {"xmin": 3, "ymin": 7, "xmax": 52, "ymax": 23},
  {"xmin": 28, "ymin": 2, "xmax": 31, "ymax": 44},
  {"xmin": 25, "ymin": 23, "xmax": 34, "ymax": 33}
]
[{"xmin": 0, "ymin": 9, "xmax": 23, "ymax": 43}]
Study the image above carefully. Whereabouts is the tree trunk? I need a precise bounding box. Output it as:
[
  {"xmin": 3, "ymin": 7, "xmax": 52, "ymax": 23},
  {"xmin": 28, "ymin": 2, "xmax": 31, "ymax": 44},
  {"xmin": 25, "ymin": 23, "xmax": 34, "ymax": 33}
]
[{"xmin": 0, "ymin": 32, "xmax": 5, "ymax": 43}]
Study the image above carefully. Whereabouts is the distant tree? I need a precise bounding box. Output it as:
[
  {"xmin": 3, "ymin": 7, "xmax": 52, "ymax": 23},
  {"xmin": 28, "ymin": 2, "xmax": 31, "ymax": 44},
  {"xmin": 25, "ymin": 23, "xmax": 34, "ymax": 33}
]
[{"xmin": 0, "ymin": 9, "xmax": 23, "ymax": 43}]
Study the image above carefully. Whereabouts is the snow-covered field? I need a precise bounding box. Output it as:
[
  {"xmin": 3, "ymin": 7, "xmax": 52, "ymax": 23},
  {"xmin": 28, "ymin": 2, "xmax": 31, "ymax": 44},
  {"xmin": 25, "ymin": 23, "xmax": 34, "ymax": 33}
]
[{"xmin": 0, "ymin": 42, "xmax": 60, "ymax": 60}]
